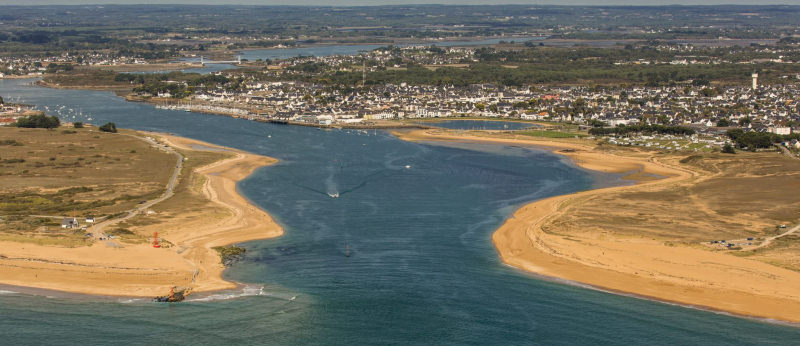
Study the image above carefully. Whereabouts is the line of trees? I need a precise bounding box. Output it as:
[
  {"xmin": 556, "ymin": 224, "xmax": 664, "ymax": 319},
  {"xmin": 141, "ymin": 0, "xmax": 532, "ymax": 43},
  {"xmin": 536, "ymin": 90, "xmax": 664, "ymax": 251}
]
[
  {"xmin": 726, "ymin": 129, "xmax": 800, "ymax": 150},
  {"xmin": 133, "ymin": 82, "xmax": 192, "ymax": 98},
  {"xmin": 589, "ymin": 124, "xmax": 695, "ymax": 136},
  {"xmin": 265, "ymin": 59, "xmax": 800, "ymax": 87},
  {"xmin": 14, "ymin": 114, "xmax": 60, "ymax": 128}
]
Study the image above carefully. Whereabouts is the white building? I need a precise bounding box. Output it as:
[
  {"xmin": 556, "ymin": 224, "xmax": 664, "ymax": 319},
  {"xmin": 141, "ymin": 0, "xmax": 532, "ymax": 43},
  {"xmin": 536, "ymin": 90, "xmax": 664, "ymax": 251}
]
[{"xmin": 770, "ymin": 126, "xmax": 791, "ymax": 135}]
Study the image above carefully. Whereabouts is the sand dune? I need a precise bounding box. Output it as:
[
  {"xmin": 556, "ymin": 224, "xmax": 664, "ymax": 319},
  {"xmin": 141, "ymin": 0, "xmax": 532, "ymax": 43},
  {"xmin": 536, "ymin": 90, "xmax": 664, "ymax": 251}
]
[{"xmin": 0, "ymin": 133, "xmax": 282, "ymax": 297}]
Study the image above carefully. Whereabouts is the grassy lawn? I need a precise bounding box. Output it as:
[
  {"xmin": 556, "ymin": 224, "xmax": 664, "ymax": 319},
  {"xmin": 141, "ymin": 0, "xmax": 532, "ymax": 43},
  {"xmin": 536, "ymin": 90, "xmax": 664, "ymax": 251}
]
[
  {"xmin": 612, "ymin": 137, "xmax": 719, "ymax": 152},
  {"xmin": 517, "ymin": 129, "xmax": 587, "ymax": 138}
]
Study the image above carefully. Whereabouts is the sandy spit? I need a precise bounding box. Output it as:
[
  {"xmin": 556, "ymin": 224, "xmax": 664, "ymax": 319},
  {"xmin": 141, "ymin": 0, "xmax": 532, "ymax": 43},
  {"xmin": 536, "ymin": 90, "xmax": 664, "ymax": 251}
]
[
  {"xmin": 394, "ymin": 129, "xmax": 800, "ymax": 324},
  {"xmin": 0, "ymin": 133, "xmax": 282, "ymax": 297}
]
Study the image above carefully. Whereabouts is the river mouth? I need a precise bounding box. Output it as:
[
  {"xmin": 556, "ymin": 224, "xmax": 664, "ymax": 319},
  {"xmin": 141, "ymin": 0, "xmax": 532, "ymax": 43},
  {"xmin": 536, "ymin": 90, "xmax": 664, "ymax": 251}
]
[{"xmin": 1, "ymin": 77, "xmax": 799, "ymax": 344}]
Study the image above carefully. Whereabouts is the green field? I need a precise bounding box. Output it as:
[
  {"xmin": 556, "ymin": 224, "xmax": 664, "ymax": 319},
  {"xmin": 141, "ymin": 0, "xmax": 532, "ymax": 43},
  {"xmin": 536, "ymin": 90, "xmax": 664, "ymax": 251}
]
[{"xmin": 517, "ymin": 129, "xmax": 587, "ymax": 138}]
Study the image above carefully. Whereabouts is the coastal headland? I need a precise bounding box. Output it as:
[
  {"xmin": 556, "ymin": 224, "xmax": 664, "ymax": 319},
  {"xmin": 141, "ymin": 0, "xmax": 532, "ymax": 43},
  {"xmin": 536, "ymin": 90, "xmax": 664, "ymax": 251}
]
[
  {"xmin": 0, "ymin": 127, "xmax": 282, "ymax": 297},
  {"xmin": 394, "ymin": 128, "xmax": 800, "ymax": 323}
]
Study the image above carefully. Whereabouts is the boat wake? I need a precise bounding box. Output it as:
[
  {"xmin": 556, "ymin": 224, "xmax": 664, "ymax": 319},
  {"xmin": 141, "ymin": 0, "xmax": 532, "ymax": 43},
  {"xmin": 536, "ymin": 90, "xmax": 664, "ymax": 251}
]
[
  {"xmin": 286, "ymin": 168, "xmax": 399, "ymax": 199},
  {"xmin": 336, "ymin": 168, "xmax": 400, "ymax": 196}
]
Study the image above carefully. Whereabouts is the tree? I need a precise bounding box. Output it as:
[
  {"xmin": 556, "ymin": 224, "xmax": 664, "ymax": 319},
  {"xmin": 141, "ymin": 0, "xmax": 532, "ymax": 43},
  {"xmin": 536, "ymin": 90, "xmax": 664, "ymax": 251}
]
[
  {"xmin": 716, "ymin": 118, "xmax": 730, "ymax": 127},
  {"xmin": 726, "ymin": 128, "xmax": 776, "ymax": 150},
  {"xmin": 99, "ymin": 122, "xmax": 117, "ymax": 133},
  {"xmin": 14, "ymin": 114, "xmax": 60, "ymax": 128},
  {"xmin": 738, "ymin": 117, "xmax": 751, "ymax": 126},
  {"xmin": 571, "ymin": 98, "xmax": 588, "ymax": 115},
  {"xmin": 73, "ymin": 122, "xmax": 83, "ymax": 128},
  {"xmin": 701, "ymin": 87, "xmax": 719, "ymax": 97},
  {"xmin": 589, "ymin": 124, "xmax": 695, "ymax": 136},
  {"xmin": 0, "ymin": 95, "xmax": 3, "ymax": 104},
  {"xmin": 721, "ymin": 143, "xmax": 736, "ymax": 154},
  {"xmin": 588, "ymin": 119, "xmax": 607, "ymax": 128}
]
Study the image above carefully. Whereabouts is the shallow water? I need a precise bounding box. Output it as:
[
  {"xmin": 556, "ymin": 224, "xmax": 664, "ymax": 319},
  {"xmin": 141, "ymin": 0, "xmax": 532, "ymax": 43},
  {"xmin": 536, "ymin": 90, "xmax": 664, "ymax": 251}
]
[{"xmin": 1, "ymin": 78, "xmax": 799, "ymax": 345}]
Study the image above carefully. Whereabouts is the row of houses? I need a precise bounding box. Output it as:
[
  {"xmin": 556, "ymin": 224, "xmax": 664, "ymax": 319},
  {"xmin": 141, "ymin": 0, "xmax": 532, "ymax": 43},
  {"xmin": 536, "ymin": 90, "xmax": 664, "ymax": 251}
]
[{"xmin": 156, "ymin": 73, "xmax": 799, "ymax": 133}]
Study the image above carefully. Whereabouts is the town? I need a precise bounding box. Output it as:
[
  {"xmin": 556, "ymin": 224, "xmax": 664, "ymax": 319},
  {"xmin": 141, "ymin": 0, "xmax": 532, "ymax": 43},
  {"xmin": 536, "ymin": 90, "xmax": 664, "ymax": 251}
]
[
  {"xmin": 125, "ymin": 61, "xmax": 800, "ymax": 154},
  {"xmin": 4, "ymin": 4, "xmax": 800, "ymax": 339}
]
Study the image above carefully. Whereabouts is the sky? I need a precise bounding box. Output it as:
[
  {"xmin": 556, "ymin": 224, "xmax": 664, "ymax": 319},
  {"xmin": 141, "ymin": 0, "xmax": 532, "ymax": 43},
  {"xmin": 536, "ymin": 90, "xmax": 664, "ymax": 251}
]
[{"xmin": 1, "ymin": 0, "xmax": 800, "ymax": 5}]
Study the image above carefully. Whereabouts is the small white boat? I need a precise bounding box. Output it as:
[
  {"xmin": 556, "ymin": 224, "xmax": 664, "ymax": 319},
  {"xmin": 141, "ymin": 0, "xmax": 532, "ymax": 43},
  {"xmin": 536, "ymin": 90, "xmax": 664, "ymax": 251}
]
[
  {"xmin": 405, "ymin": 165, "xmax": 411, "ymax": 169},
  {"xmin": 328, "ymin": 193, "xmax": 339, "ymax": 198}
]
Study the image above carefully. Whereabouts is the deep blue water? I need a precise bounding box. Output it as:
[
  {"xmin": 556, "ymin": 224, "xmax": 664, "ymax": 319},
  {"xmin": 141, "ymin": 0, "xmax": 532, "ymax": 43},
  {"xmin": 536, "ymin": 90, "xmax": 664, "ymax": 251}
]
[
  {"xmin": 238, "ymin": 36, "xmax": 545, "ymax": 61},
  {"xmin": 1, "ymin": 78, "xmax": 799, "ymax": 345},
  {"xmin": 422, "ymin": 120, "xmax": 536, "ymax": 131}
]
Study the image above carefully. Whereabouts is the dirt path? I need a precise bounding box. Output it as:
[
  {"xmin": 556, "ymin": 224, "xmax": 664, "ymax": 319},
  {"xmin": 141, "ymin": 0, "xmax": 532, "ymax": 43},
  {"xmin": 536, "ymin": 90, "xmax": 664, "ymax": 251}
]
[
  {"xmin": 0, "ymin": 133, "xmax": 282, "ymax": 297},
  {"xmin": 153, "ymin": 134, "xmax": 284, "ymax": 293},
  {"xmin": 89, "ymin": 134, "xmax": 184, "ymax": 242},
  {"xmin": 750, "ymin": 223, "xmax": 800, "ymax": 250},
  {"xmin": 777, "ymin": 144, "xmax": 799, "ymax": 160}
]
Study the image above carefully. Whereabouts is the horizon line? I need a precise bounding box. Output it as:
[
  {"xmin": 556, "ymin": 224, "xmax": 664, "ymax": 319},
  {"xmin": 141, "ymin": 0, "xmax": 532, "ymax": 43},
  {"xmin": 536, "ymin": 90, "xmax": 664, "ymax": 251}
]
[{"xmin": 1, "ymin": 3, "xmax": 800, "ymax": 7}]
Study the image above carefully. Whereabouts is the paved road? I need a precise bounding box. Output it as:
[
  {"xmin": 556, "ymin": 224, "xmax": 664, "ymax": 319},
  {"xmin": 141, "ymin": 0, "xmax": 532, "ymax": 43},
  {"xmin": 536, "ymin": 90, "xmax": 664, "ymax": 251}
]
[{"xmin": 89, "ymin": 135, "xmax": 184, "ymax": 243}]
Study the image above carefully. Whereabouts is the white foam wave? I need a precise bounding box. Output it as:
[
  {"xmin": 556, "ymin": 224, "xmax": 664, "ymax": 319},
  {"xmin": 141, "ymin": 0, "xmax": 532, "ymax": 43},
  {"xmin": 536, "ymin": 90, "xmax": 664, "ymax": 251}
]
[
  {"xmin": 187, "ymin": 285, "xmax": 267, "ymax": 302},
  {"xmin": 0, "ymin": 290, "xmax": 19, "ymax": 295}
]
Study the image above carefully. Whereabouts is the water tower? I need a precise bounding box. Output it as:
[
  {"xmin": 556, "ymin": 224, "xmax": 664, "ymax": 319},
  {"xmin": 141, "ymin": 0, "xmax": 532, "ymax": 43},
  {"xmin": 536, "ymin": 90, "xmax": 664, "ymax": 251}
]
[{"xmin": 751, "ymin": 72, "xmax": 758, "ymax": 90}]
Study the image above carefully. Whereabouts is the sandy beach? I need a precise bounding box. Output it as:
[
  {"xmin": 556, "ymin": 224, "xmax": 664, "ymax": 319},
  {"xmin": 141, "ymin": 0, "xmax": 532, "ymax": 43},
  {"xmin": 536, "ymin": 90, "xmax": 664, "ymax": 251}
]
[
  {"xmin": 395, "ymin": 129, "xmax": 800, "ymax": 323},
  {"xmin": 0, "ymin": 133, "xmax": 282, "ymax": 297}
]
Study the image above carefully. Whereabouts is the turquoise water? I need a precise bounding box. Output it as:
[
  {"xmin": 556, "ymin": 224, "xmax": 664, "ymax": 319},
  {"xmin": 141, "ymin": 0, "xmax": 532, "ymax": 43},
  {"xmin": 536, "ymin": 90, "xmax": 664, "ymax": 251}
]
[
  {"xmin": 238, "ymin": 36, "xmax": 545, "ymax": 60},
  {"xmin": 422, "ymin": 120, "xmax": 536, "ymax": 131},
  {"xmin": 1, "ymin": 78, "xmax": 799, "ymax": 345}
]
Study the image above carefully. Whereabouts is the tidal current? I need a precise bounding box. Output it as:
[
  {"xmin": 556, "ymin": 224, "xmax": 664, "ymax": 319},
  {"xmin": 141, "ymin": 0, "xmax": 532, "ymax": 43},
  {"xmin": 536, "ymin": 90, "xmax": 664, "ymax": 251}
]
[{"xmin": 0, "ymin": 78, "xmax": 798, "ymax": 345}]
